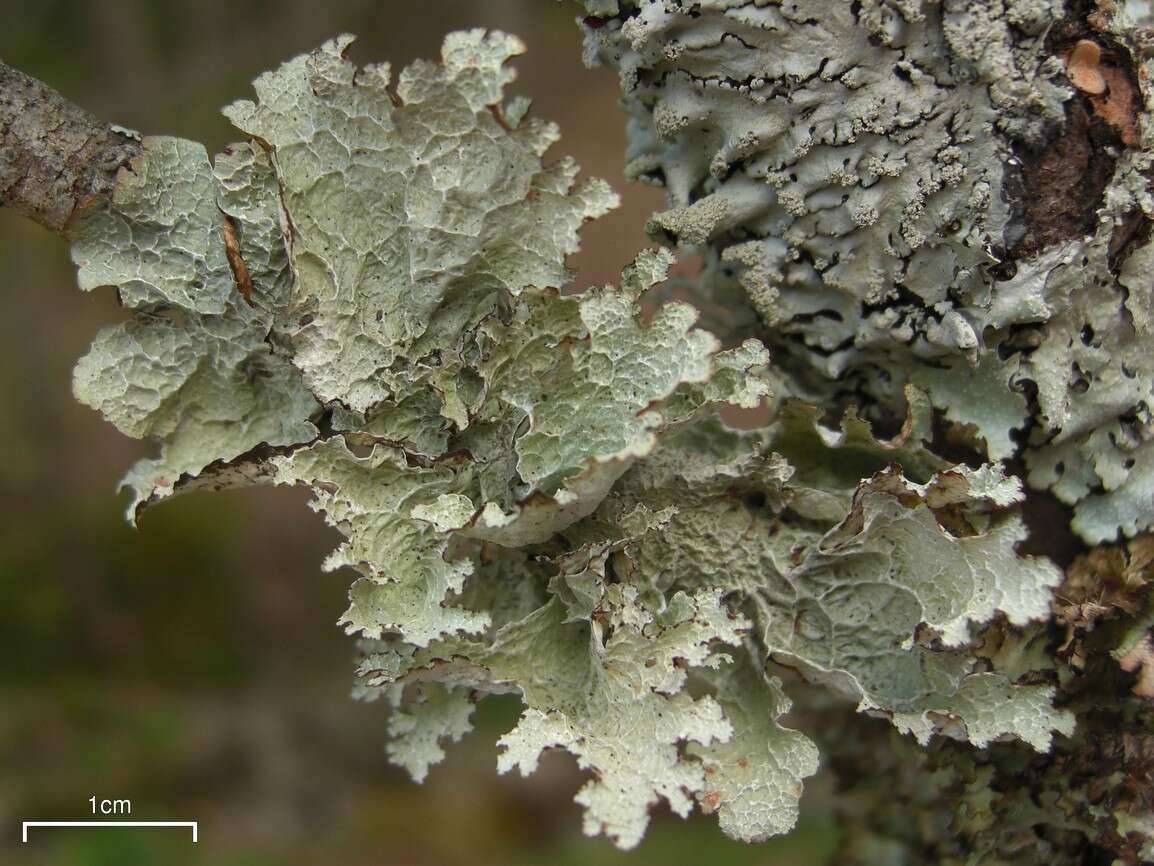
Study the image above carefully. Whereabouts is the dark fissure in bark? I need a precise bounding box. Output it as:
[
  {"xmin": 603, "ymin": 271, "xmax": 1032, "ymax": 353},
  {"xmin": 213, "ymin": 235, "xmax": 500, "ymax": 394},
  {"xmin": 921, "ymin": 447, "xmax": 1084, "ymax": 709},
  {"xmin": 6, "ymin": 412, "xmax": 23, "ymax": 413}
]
[
  {"xmin": 1007, "ymin": 99, "xmax": 1120, "ymax": 259},
  {"xmin": 1004, "ymin": 6, "xmax": 1147, "ymax": 261}
]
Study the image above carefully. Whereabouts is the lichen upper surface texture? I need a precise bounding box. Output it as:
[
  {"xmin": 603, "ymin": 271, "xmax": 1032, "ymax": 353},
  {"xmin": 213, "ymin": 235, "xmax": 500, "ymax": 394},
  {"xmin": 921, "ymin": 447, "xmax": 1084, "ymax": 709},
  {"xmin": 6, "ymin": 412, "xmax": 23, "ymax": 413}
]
[{"xmin": 62, "ymin": 8, "xmax": 1154, "ymax": 861}]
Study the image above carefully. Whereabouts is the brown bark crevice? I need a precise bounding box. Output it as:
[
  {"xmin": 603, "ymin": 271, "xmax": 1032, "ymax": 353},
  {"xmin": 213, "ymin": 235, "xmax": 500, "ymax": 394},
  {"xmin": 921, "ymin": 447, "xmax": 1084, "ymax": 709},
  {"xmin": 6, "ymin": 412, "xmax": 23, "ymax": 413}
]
[{"xmin": 0, "ymin": 60, "xmax": 141, "ymax": 236}]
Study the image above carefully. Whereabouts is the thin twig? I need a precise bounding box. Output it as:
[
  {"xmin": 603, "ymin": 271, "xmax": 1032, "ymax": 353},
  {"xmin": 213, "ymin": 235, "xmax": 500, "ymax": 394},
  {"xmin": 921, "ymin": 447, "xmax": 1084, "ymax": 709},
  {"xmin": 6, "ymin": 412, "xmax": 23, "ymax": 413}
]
[{"xmin": 0, "ymin": 60, "xmax": 141, "ymax": 236}]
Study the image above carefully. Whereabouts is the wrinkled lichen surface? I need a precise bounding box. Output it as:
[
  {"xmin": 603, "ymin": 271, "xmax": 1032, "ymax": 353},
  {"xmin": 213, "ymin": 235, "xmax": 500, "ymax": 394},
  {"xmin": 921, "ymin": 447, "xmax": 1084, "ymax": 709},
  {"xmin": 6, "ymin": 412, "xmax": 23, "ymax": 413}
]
[{"xmin": 61, "ymin": 5, "xmax": 1154, "ymax": 861}]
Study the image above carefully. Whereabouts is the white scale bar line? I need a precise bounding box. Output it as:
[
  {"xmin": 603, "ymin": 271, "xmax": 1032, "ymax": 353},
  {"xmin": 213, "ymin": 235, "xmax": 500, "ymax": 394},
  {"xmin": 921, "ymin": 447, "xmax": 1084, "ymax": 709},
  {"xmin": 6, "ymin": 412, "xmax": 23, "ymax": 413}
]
[{"xmin": 22, "ymin": 821, "xmax": 198, "ymax": 843}]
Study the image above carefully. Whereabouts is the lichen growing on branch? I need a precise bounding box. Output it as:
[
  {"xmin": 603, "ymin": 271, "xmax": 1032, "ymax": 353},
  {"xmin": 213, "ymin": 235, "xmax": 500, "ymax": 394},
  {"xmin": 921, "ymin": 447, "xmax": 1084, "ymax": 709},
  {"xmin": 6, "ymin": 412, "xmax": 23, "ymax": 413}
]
[{"xmin": 46, "ymin": 5, "xmax": 1154, "ymax": 862}]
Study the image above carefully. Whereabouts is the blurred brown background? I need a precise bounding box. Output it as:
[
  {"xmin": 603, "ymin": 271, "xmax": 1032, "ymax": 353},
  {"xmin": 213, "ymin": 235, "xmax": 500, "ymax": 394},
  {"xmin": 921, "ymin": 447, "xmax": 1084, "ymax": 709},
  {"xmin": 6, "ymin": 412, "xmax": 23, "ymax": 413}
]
[{"xmin": 0, "ymin": 2, "xmax": 835, "ymax": 863}]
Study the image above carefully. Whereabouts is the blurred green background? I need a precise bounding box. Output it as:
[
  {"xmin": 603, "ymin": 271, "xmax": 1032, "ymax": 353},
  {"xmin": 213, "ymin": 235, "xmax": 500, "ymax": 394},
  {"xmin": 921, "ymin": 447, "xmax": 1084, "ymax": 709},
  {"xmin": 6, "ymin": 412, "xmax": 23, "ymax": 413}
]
[{"xmin": 0, "ymin": 2, "xmax": 836, "ymax": 863}]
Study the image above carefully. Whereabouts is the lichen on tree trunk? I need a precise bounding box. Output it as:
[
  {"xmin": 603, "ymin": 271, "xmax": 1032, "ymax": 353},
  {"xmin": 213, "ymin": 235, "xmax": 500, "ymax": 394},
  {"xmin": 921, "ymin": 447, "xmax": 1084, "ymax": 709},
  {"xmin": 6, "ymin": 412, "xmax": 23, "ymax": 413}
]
[{"xmin": 577, "ymin": 0, "xmax": 1154, "ymax": 862}]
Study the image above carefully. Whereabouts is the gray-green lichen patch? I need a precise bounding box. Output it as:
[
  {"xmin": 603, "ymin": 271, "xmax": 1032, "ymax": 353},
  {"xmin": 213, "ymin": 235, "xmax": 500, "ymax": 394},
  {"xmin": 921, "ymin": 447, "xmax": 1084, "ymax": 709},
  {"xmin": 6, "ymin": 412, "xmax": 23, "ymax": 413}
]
[
  {"xmin": 223, "ymin": 32, "xmax": 618, "ymax": 416},
  {"xmin": 688, "ymin": 650, "xmax": 819, "ymax": 843},
  {"xmin": 1020, "ymin": 217, "xmax": 1154, "ymax": 544},
  {"xmin": 272, "ymin": 437, "xmax": 488, "ymax": 647},
  {"xmin": 609, "ymin": 416, "xmax": 1072, "ymax": 751},
  {"xmin": 383, "ymin": 682, "xmax": 475, "ymax": 784},
  {"xmin": 578, "ymin": 0, "xmax": 1154, "ymax": 544},
  {"xmin": 65, "ymin": 26, "xmax": 1083, "ymax": 852},
  {"xmin": 72, "ymin": 136, "xmax": 236, "ymax": 314},
  {"xmin": 350, "ymin": 407, "xmax": 1071, "ymax": 848},
  {"xmin": 491, "ymin": 589, "xmax": 745, "ymax": 849},
  {"xmin": 71, "ymin": 136, "xmax": 320, "ymax": 515}
]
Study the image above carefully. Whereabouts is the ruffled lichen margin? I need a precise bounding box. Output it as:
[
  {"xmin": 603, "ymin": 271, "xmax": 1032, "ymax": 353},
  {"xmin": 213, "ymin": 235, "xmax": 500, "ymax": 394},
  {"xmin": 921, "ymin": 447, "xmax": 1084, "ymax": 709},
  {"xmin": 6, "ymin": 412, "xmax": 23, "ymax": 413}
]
[{"xmin": 44, "ymin": 5, "xmax": 1154, "ymax": 862}]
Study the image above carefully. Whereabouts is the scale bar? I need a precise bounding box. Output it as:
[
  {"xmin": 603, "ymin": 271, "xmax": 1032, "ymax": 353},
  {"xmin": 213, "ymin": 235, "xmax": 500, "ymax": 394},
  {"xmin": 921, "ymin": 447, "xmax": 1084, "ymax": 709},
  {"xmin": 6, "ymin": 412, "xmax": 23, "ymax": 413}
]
[{"xmin": 22, "ymin": 821, "xmax": 198, "ymax": 843}]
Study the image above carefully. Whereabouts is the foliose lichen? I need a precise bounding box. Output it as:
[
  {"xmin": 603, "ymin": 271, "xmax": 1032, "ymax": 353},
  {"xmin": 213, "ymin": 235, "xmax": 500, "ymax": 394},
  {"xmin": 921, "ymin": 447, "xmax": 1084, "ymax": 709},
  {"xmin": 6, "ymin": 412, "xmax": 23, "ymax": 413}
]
[
  {"xmin": 60, "ymin": 12, "xmax": 1154, "ymax": 859},
  {"xmin": 578, "ymin": 0, "xmax": 1154, "ymax": 545}
]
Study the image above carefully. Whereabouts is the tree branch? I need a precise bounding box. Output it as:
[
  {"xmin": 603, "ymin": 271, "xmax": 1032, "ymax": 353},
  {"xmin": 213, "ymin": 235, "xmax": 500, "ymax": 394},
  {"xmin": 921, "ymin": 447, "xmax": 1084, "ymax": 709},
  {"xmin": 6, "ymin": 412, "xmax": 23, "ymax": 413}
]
[{"xmin": 0, "ymin": 60, "xmax": 141, "ymax": 236}]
